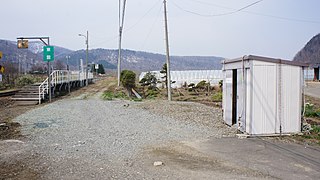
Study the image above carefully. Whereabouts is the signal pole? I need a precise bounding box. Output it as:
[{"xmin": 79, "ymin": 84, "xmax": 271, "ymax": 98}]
[
  {"xmin": 163, "ymin": 0, "xmax": 172, "ymax": 101},
  {"xmin": 17, "ymin": 37, "xmax": 51, "ymax": 102}
]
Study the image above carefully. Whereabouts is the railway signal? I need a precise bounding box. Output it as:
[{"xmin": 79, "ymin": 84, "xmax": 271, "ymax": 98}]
[{"xmin": 17, "ymin": 39, "xmax": 29, "ymax": 49}]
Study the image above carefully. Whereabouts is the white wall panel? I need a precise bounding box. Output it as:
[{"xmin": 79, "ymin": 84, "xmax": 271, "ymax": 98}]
[
  {"xmin": 223, "ymin": 70, "xmax": 233, "ymax": 126},
  {"xmin": 250, "ymin": 61, "xmax": 277, "ymax": 135},
  {"xmin": 281, "ymin": 65, "xmax": 301, "ymax": 133}
]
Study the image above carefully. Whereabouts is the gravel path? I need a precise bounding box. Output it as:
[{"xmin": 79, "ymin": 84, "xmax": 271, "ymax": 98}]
[
  {"xmin": 305, "ymin": 82, "xmax": 320, "ymax": 99},
  {"xmin": 7, "ymin": 95, "xmax": 263, "ymax": 179}
]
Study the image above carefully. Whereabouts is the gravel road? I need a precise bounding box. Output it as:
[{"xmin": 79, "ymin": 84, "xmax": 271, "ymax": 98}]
[
  {"xmin": 305, "ymin": 82, "xmax": 320, "ymax": 99},
  {"xmin": 1, "ymin": 78, "xmax": 320, "ymax": 179},
  {"xmin": 2, "ymin": 92, "xmax": 278, "ymax": 179},
  {"xmin": 3, "ymin": 90, "xmax": 319, "ymax": 180}
]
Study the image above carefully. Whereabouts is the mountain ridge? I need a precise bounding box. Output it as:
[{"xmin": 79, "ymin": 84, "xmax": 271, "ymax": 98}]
[
  {"xmin": 0, "ymin": 39, "xmax": 223, "ymax": 71},
  {"xmin": 293, "ymin": 33, "xmax": 320, "ymax": 67}
]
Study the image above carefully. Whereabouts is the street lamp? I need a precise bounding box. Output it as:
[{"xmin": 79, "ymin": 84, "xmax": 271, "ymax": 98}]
[{"xmin": 78, "ymin": 31, "xmax": 89, "ymax": 86}]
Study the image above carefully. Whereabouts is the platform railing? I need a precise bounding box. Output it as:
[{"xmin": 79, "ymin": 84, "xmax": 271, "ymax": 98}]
[{"xmin": 38, "ymin": 70, "xmax": 93, "ymax": 104}]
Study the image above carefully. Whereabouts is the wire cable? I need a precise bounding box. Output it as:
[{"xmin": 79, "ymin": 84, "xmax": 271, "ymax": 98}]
[
  {"xmin": 139, "ymin": 5, "xmax": 163, "ymax": 50},
  {"xmin": 90, "ymin": 0, "xmax": 162, "ymax": 48},
  {"xmin": 123, "ymin": 0, "xmax": 162, "ymax": 34},
  {"xmin": 185, "ymin": 0, "xmax": 233, "ymax": 10},
  {"xmin": 171, "ymin": 0, "xmax": 263, "ymax": 17},
  {"xmin": 243, "ymin": 10, "xmax": 320, "ymax": 24},
  {"xmin": 174, "ymin": 0, "xmax": 320, "ymax": 24}
]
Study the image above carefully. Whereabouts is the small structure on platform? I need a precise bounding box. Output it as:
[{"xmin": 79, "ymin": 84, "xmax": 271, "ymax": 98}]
[{"xmin": 222, "ymin": 55, "xmax": 308, "ymax": 136}]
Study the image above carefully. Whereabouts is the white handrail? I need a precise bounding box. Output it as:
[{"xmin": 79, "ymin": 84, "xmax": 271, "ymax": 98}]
[
  {"xmin": 38, "ymin": 70, "xmax": 93, "ymax": 104},
  {"xmin": 38, "ymin": 77, "xmax": 48, "ymax": 104},
  {"xmin": 39, "ymin": 70, "xmax": 93, "ymax": 104}
]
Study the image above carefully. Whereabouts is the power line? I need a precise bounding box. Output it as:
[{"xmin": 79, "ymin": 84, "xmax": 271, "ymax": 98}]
[
  {"xmin": 171, "ymin": 0, "xmax": 263, "ymax": 17},
  {"xmin": 90, "ymin": 0, "xmax": 162, "ymax": 48},
  {"xmin": 185, "ymin": 0, "xmax": 233, "ymax": 10},
  {"xmin": 123, "ymin": 0, "xmax": 162, "ymax": 34},
  {"xmin": 174, "ymin": 0, "xmax": 320, "ymax": 24},
  {"xmin": 243, "ymin": 11, "xmax": 320, "ymax": 24},
  {"xmin": 139, "ymin": 5, "xmax": 163, "ymax": 50},
  {"xmin": 237, "ymin": 0, "xmax": 263, "ymax": 12}
]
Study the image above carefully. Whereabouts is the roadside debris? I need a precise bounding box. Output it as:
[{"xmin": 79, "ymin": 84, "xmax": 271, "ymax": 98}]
[{"xmin": 153, "ymin": 161, "xmax": 164, "ymax": 167}]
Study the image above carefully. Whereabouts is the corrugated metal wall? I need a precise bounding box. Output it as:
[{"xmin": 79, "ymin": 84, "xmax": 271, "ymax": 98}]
[
  {"xmin": 223, "ymin": 59, "xmax": 303, "ymax": 135},
  {"xmin": 250, "ymin": 61, "xmax": 278, "ymax": 135},
  {"xmin": 223, "ymin": 70, "xmax": 233, "ymax": 126},
  {"xmin": 280, "ymin": 65, "xmax": 301, "ymax": 133}
]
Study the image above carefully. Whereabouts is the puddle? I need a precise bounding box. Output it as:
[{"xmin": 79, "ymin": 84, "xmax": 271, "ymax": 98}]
[
  {"xmin": 32, "ymin": 119, "xmax": 61, "ymax": 129},
  {"xmin": 33, "ymin": 122, "xmax": 49, "ymax": 128}
]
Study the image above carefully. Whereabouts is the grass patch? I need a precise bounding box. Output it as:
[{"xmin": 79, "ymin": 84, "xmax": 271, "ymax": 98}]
[
  {"xmin": 305, "ymin": 103, "xmax": 320, "ymax": 118},
  {"xmin": 102, "ymin": 91, "xmax": 126, "ymax": 100},
  {"xmin": 299, "ymin": 125, "xmax": 320, "ymax": 145},
  {"xmin": 132, "ymin": 98, "xmax": 143, "ymax": 102},
  {"xmin": 212, "ymin": 92, "xmax": 222, "ymax": 102}
]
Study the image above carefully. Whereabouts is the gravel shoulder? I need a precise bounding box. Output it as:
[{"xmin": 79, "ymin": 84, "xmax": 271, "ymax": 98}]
[
  {"xmin": 305, "ymin": 82, "xmax": 320, "ymax": 99},
  {"xmin": 7, "ymin": 98, "xmax": 244, "ymax": 179}
]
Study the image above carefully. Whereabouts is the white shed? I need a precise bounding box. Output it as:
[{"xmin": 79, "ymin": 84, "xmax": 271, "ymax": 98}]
[{"xmin": 222, "ymin": 55, "xmax": 308, "ymax": 135}]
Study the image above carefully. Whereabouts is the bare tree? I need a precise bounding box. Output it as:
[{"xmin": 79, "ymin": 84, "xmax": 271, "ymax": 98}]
[{"xmin": 54, "ymin": 60, "xmax": 65, "ymax": 70}]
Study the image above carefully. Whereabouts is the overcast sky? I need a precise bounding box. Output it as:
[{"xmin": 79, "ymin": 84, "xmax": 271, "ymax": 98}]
[{"xmin": 1, "ymin": 0, "xmax": 319, "ymax": 59}]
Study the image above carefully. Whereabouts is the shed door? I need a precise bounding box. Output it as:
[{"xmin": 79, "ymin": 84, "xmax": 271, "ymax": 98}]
[
  {"xmin": 315, "ymin": 67, "xmax": 319, "ymax": 81},
  {"xmin": 232, "ymin": 69, "xmax": 238, "ymax": 125},
  {"xmin": 237, "ymin": 69, "xmax": 246, "ymax": 132},
  {"xmin": 224, "ymin": 70, "xmax": 233, "ymax": 126}
]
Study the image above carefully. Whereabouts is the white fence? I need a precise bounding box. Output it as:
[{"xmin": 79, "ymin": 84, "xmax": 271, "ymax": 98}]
[{"xmin": 139, "ymin": 70, "xmax": 223, "ymax": 88}]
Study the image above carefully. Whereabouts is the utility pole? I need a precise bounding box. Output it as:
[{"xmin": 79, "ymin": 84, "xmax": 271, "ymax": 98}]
[
  {"xmin": 78, "ymin": 31, "xmax": 89, "ymax": 86},
  {"xmin": 117, "ymin": 23, "xmax": 123, "ymax": 86},
  {"xmin": 163, "ymin": 0, "xmax": 172, "ymax": 101},
  {"xmin": 117, "ymin": 0, "xmax": 127, "ymax": 86},
  {"xmin": 86, "ymin": 31, "xmax": 89, "ymax": 86}
]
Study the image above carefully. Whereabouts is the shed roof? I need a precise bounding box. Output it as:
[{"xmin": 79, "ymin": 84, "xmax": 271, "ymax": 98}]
[{"xmin": 223, "ymin": 55, "xmax": 309, "ymax": 67}]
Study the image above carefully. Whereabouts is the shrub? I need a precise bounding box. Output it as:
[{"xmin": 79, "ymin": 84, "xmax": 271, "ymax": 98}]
[
  {"xmin": 120, "ymin": 70, "xmax": 136, "ymax": 91},
  {"xmin": 311, "ymin": 125, "xmax": 320, "ymax": 134},
  {"xmin": 196, "ymin": 80, "xmax": 208, "ymax": 89},
  {"xmin": 139, "ymin": 72, "xmax": 157, "ymax": 89},
  {"xmin": 146, "ymin": 89, "xmax": 160, "ymax": 98},
  {"xmin": 219, "ymin": 80, "xmax": 223, "ymax": 88},
  {"xmin": 212, "ymin": 92, "xmax": 222, "ymax": 102},
  {"xmin": 305, "ymin": 103, "xmax": 320, "ymax": 117},
  {"xmin": 16, "ymin": 75, "xmax": 37, "ymax": 87}
]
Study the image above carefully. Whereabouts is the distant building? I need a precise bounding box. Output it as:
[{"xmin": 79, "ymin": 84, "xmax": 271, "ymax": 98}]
[
  {"xmin": 139, "ymin": 70, "xmax": 223, "ymax": 88},
  {"xmin": 222, "ymin": 55, "xmax": 308, "ymax": 136}
]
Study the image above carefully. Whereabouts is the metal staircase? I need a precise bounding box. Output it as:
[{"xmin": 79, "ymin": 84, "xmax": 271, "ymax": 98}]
[{"xmin": 12, "ymin": 83, "xmax": 43, "ymax": 105}]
